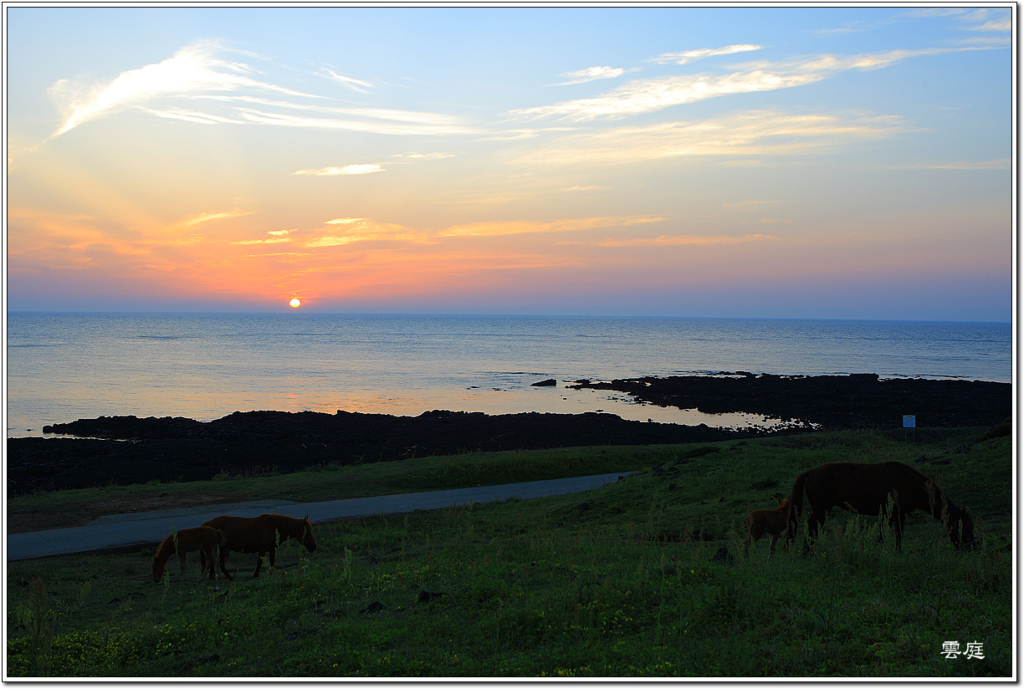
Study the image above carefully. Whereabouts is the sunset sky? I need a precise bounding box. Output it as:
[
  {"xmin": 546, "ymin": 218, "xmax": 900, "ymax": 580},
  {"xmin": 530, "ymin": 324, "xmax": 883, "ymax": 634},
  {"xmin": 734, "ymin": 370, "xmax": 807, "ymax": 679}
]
[{"xmin": 5, "ymin": 5, "xmax": 1014, "ymax": 320}]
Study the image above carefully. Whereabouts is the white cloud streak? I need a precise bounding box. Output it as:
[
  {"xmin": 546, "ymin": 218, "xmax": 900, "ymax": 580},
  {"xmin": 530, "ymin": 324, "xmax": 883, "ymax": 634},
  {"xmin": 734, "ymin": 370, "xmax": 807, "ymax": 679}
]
[
  {"xmin": 49, "ymin": 40, "xmax": 314, "ymax": 138},
  {"xmin": 557, "ymin": 66, "xmax": 629, "ymax": 85},
  {"xmin": 232, "ymin": 237, "xmax": 291, "ymax": 245},
  {"xmin": 649, "ymin": 44, "xmax": 761, "ymax": 65},
  {"xmin": 48, "ymin": 41, "xmax": 473, "ymax": 138},
  {"xmin": 182, "ymin": 208, "xmax": 254, "ymax": 227},
  {"xmin": 513, "ymin": 110, "xmax": 911, "ymax": 167},
  {"xmin": 968, "ymin": 18, "xmax": 1012, "ymax": 31},
  {"xmin": 293, "ymin": 164, "xmax": 383, "ymax": 176},
  {"xmin": 323, "ymin": 69, "xmax": 374, "ymax": 92},
  {"xmin": 512, "ymin": 48, "xmax": 989, "ymax": 122}
]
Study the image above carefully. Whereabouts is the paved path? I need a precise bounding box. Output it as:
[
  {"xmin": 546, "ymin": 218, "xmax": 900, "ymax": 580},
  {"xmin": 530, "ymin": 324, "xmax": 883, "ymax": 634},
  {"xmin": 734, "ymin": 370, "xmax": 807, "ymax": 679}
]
[{"xmin": 7, "ymin": 472, "xmax": 630, "ymax": 561}]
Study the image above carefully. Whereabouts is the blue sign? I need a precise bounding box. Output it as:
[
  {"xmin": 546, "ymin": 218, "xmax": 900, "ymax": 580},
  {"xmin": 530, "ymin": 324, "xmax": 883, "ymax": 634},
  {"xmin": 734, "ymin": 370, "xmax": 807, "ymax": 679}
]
[{"xmin": 903, "ymin": 415, "xmax": 916, "ymax": 428}]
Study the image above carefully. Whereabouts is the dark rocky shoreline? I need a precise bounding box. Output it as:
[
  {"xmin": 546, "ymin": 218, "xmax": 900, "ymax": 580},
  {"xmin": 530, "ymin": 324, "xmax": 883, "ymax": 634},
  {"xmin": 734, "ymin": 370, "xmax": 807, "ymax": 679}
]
[
  {"xmin": 8, "ymin": 373, "xmax": 1010, "ymax": 496},
  {"xmin": 570, "ymin": 373, "xmax": 1010, "ymax": 430}
]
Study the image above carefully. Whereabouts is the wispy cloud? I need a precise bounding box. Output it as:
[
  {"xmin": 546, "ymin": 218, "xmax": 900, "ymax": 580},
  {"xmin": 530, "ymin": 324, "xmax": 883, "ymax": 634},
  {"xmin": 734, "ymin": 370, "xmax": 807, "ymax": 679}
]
[
  {"xmin": 960, "ymin": 8, "xmax": 1012, "ymax": 31},
  {"xmin": 323, "ymin": 69, "xmax": 373, "ymax": 93},
  {"xmin": 232, "ymin": 237, "xmax": 291, "ymax": 245},
  {"xmin": 967, "ymin": 17, "xmax": 1012, "ymax": 32},
  {"xmin": 902, "ymin": 8, "xmax": 1011, "ymax": 37},
  {"xmin": 232, "ymin": 229, "xmax": 296, "ymax": 245},
  {"xmin": 649, "ymin": 44, "xmax": 761, "ymax": 65},
  {"xmin": 200, "ymin": 108, "xmax": 471, "ymax": 135},
  {"xmin": 47, "ymin": 41, "xmax": 473, "ymax": 139},
  {"xmin": 481, "ymin": 127, "xmax": 579, "ymax": 141},
  {"xmin": 391, "ymin": 152, "xmax": 456, "ymax": 160},
  {"xmin": 557, "ymin": 66, "xmax": 630, "ymax": 85},
  {"xmin": 438, "ymin": 216, "xmax": 663, "ymax": 238},
  {"xmin": 306, "ymin": 218, "xmax": 432, "ymax": 247},
  {"xmin": 293, "ymin": 164, "xmax": 383, "ymax": 176},
  {"xmin": 48, "ymin": 40, "xmax": 313, "ymax": 138},
  {"xmin": 512, "ymin": 70, "xmax": 812, "ymax": 121},
  {"xmin": 182, "ymin": 208, "xmax": 254, "ymax": 227},
  {"xmin": 513, "ymin": 110, "xmax": 910, "ymax": 167},
  {"xmin": 512, "ymin": 48, "xmax": 989, "ymax": 122}
]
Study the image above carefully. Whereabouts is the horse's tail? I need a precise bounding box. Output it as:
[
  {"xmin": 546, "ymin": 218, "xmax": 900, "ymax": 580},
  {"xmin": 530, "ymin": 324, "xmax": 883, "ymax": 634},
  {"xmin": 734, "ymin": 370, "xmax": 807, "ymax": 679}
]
[{"xmin": 787, "ymin": 471, "xmax": 809, "ymax": 544}]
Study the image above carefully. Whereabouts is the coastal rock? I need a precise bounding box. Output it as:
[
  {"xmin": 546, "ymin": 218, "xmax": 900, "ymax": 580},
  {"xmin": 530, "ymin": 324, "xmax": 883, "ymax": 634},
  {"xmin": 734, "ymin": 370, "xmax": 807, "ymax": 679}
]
[
  {"xmin": 531, "ymin": 378, "xmax": 558, "ymax": 387},
  {"xmin": 8, "ymin": 410, "xmax": 743, "ymax": 495},
  {"xmin": 9, "ymin": 374, "xmax": 1009, "ymax": 496},
  {"xmin": 569, "ymin": 373, "xmax": 1009, "ymax": 431}
]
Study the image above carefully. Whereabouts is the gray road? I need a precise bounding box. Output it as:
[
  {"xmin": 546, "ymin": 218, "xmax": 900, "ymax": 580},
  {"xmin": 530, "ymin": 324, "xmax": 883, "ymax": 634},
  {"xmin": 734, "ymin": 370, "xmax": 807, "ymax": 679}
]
[{"xmin": 6, "ymin": 472, "xmax": 630, "ymax": 562}]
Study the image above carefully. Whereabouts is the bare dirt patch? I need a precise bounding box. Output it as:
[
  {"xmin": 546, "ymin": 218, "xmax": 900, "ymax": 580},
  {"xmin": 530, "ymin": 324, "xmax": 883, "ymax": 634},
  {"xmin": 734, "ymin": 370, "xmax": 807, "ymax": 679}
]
[{"xmin": 7, "ymin": 494, "xmax": 235, "ymax": 534}]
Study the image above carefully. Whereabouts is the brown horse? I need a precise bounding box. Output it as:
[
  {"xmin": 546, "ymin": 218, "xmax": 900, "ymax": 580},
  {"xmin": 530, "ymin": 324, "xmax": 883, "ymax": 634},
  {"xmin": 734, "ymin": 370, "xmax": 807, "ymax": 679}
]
[
  {"xmin": 200, "ymin": 513, "xmax": 317, "ymax": 579},
  {"xmin": 743, "ymin": 496, "xmax": 792, "ymax": 561},
  {"xmin": 787, "ymin": 461, "xmax": 975, "ymax": 551},
  {"xmin": 152, "ymin": 526, "xmax": 228, "ymax": 583}
]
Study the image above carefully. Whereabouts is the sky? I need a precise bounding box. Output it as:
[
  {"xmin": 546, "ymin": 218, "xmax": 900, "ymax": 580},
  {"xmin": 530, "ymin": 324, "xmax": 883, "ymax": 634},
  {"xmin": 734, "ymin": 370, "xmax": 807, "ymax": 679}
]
[{"xmin": 4, "ymin": 5, "xmax": 1015, "ymax": 320}]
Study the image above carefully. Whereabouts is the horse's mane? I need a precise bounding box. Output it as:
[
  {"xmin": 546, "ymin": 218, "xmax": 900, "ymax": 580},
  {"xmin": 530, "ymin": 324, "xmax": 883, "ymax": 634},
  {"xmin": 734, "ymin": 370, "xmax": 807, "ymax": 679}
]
[{"xmin": 153, "ymin": 534, "xmax": 176, "ymax": 563}]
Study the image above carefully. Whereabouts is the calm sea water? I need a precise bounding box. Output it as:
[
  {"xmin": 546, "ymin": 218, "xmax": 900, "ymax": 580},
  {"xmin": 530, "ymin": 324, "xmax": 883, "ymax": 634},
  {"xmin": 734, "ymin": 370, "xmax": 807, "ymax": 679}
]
[{"xmin": 5, "ymin": 313, "xmax": 1012, "ymax": 438}]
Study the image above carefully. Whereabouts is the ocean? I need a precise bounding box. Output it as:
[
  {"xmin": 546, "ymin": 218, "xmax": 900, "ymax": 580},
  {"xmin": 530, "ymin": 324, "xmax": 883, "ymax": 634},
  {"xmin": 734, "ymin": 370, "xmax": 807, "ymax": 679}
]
[{"xmin": 5, "ymin": 313, "xmax": 1012, "ymax": 438}]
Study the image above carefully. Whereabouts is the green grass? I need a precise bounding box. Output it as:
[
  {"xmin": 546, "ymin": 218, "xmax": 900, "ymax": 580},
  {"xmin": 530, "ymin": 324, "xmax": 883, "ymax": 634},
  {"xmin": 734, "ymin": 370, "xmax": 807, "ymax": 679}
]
[
  {"xmin": 8, "ymin": 444, "xmax": 674, "ymax": 517},
  {"xmin": 6, "ymin": 427, "xmax": 1012, "ymax": 678}
]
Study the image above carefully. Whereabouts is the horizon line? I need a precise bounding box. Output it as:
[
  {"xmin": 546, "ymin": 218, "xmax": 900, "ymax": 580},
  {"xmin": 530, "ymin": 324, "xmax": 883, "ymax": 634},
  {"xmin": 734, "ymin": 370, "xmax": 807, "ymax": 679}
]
[{"xmin": 4, "ymin": 310, "xmax": 1012, "ymax": 325}]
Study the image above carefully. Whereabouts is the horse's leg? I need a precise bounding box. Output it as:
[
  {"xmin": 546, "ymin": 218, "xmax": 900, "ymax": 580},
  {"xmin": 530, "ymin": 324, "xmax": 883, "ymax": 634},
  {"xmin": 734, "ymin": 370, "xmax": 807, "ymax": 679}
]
[
  {"xmin": 767, "ymin": 533, "xmax": 779, "ymax": 562},
  {"xmin": 205, "ymin": 546, "xmax": 217, "ymax": 580},
  {"xmin": 804, "ymin": 507, "xmax": 825, "ymax": 553},
  {"xmin": 179, "ymin": 551, "xmax": 188, "ymax": 583},
  {"xmin": 219, "ymin": 547, "xmax": 234, "ymax": 581},
  {"xmin": 894, "ymin": 511, "xmax": 905, "ymax": 552},
  {"xmin": 253, "ymin": 551, "xmax": 264, "ymax": 578}
]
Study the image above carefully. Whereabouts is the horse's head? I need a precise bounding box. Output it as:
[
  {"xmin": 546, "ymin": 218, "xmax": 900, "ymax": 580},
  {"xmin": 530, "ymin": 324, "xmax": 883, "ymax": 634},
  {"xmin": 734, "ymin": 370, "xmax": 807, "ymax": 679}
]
[
  {"xmin": 302, "ymin": 517, "xmax": 317, "ymax": 553},
  {"xmin": 946, "ymin": 503, "xmax": 976, "ymax": 550}
]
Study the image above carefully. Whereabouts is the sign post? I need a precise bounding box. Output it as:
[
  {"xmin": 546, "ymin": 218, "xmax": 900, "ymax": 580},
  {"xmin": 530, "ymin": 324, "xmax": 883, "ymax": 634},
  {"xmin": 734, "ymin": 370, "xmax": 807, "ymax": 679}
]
[{"xmin": 903, "ymin": 415, "xmax": 916, "ymax": 443}]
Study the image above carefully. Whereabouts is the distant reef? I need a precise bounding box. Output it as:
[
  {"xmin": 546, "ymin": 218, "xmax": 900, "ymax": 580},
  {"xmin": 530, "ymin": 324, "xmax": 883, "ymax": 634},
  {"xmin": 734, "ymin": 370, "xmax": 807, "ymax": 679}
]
[
  {"xmin": 569, "ymin": 372, "xmax": 1009, "ymax": 430},
  {"xmin": 8, "ymin": 373, "xmax": 1010, "ymax": 495}
]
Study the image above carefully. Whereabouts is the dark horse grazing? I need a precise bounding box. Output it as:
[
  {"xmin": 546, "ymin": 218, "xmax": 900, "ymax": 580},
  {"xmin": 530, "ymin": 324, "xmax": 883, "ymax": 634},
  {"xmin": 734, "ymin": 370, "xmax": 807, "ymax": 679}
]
[
  {"xmin": 788, "ymin": 461, "xmax": 975, "ymax": 551},
  {"xmin": 199, "ymin": 513, "xmax": 317, "ymax": 579}
]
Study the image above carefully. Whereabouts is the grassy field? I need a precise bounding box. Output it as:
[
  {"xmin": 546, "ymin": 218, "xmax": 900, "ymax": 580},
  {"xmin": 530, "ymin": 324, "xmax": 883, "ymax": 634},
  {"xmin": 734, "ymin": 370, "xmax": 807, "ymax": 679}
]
[
  {"xmin": 6, "ymin": 426, "xmax": 1012, "ymax": 678},
  {"xmin": 7, "ymin": 444, "xmax": 675, "ymax": 532}
]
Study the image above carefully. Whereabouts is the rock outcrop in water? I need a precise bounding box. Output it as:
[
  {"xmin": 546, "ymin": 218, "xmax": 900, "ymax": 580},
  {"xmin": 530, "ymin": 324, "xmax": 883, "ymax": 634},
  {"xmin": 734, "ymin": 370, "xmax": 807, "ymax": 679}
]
[
  {"xmin": 569, "ymin": 373, "xmax": 1009, "ymax": 430},
  {"xmin": 8, "ymin": 373, "xmax": 1010, "ymax": 496}
]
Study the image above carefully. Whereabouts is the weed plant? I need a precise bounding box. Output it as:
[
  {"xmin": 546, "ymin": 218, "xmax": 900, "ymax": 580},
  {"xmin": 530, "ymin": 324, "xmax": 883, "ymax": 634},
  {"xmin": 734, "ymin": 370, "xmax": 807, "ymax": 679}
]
[{"xmin": 6, "ymin": 428, "xmax": 1012, "ymax": 678}]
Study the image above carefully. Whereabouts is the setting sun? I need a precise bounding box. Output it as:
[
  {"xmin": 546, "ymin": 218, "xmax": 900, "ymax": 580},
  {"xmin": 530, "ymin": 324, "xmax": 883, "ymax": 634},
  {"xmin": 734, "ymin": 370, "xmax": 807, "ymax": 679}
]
[{"xmin": 289, "ymin": 298, "xmax": 301, "ymax": 308}]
